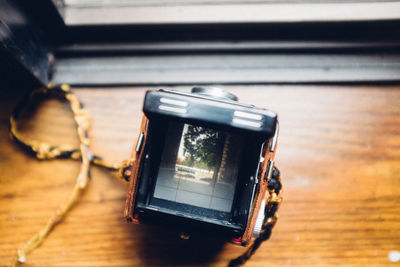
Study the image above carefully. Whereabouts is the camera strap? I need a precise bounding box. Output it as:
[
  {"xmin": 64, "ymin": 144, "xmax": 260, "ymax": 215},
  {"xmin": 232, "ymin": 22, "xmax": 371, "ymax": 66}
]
[
  {"xmin": 9, "ymin": 84, "xmax": 282, "ymax": 267},
  {"xmin": 9, "ymin": 84, "xmax": 132, "ymax": 266}
]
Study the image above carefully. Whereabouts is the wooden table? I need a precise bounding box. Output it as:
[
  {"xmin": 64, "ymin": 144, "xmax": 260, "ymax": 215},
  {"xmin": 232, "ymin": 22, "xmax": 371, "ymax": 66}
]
[{"xmin": 0, "ymin": 86, "xmax": 399, "ymax": 266}]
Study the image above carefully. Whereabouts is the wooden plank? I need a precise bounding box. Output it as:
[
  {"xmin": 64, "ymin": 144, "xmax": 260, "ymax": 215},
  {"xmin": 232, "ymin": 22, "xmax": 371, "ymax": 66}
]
[{"xmin": 0, "ymin": 85, "xmax": 399, "ymax": 266}]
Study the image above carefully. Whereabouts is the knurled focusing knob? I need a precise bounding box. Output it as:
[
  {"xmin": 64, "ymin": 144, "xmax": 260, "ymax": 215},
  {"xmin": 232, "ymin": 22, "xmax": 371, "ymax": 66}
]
[
  {"xmin": 253, "ymin": 199, "xmax": 266, "ymax": 238},
  {"xmin": 191, "ymin": 87, "xmax": 238, "ymax": 101}
]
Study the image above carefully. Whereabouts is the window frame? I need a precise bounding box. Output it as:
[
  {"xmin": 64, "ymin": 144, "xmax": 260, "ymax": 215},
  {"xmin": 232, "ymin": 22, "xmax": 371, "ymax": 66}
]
[{"xmin": 1, "ymin": 0, "xmax": 400, "ymax": 87}]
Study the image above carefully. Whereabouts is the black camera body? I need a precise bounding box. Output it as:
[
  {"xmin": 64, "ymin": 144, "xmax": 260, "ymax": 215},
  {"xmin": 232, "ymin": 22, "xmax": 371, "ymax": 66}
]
[{"xmin": 125, "ymin": 87, "xmax": 278, "ymax": 244}]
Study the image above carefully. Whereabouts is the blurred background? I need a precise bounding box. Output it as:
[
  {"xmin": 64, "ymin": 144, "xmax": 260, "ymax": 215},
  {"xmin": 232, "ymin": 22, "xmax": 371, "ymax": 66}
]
[{"xmin": 1, "ymin": 0, "xmax": 400, "ymax": 88}]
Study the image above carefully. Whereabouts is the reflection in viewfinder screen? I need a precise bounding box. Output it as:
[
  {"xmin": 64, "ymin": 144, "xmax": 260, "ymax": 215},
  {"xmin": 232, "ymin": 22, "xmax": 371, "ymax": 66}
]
[{"xmin": 154, "ymin": 122, "xmax": 243, "ymax": 212}]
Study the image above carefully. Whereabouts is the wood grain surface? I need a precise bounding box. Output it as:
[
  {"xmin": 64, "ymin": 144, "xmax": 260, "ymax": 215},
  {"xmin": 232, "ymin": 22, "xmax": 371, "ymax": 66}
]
[{"xmin": 0, "ymin": 85, "xmax": 399, "ymax": 266}]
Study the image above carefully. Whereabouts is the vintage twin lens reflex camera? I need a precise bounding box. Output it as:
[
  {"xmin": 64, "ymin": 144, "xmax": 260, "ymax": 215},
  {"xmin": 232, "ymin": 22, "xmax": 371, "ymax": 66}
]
[{"xmin": 124, "ymin": 87, "xmax": 279, "ymax": 245}]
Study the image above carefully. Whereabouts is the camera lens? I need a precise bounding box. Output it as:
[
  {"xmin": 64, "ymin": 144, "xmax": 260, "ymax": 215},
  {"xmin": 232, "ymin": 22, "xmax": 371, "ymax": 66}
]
[{"xmin": 191, "ymin": 87, "xmax": 238, "ymax": 102}]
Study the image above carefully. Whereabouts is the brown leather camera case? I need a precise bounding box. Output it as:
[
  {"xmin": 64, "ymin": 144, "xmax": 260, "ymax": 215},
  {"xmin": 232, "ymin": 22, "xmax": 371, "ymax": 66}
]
[{"xmin": 124, "ymin": 114, "xmax": 274, "ymax": 246}]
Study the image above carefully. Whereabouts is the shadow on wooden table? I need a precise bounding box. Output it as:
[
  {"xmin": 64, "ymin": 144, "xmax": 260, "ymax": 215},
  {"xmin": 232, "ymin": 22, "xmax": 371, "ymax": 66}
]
[{"xmin": 129, "ymin": 223, "xmax": 226, "ymax": 265}]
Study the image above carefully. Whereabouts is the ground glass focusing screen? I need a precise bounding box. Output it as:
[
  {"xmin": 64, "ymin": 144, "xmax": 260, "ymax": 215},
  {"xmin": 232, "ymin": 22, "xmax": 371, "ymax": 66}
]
[{"xmin": 153, "ymin": 122, "xmax": 243, "ymax": 213}]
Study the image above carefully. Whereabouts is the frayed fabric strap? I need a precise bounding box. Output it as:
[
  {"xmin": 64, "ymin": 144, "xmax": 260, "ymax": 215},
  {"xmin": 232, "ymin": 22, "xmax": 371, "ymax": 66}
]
[{"xmin": 9, "ymin": 84, "xmax": 131, "ymax": 267}]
